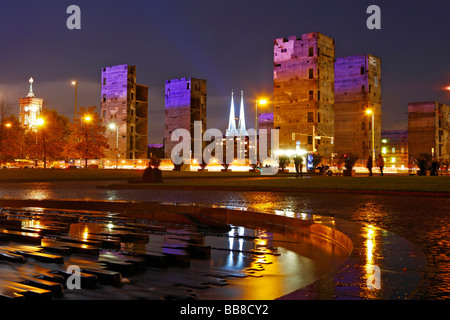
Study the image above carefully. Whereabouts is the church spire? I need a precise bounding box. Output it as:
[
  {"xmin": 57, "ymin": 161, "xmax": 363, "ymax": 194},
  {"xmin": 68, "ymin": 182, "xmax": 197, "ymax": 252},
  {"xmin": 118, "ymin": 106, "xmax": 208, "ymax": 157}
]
[
  {"xmin": 237, "ymin": 90, "xmax": 248, "ymax": 136},
  {"xmin": 27, "ymin": 77, "xmax": 35, "ymax": 98},
  {"xmin": 226, "ymin": 90, "xmax": 238, "ymax": 136}
]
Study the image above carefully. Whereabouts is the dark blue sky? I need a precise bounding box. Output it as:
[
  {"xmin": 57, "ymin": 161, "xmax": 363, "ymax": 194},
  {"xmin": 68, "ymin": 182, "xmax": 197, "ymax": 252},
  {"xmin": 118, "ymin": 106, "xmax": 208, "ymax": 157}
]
[{"xmin": 0, "ymin": 0, "xmax": 449, "ymax": 143}]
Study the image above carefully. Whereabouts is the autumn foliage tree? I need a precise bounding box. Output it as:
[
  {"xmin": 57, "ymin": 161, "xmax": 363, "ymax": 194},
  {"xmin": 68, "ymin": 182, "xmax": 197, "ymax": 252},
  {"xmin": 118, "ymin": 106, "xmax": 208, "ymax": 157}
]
[{"xmin": 64, "ymin": 106, "xmax": 109, "ymax": 166}]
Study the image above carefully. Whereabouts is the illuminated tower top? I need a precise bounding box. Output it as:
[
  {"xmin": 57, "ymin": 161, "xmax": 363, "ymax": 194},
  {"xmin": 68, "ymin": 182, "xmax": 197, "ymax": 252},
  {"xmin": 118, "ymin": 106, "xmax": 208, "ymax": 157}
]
[
  {"xmin": 226, "ymin": 90, "xmax": 238, "ymax": 137},
  {"xmin": 27, "ymin": 77, "xmax": 35, "ymax": 98},
  {"xmin": 237, "ymin": 90, "xmax": 248, "ymax": 136},
  {"xmin": 19, "ymin": 77, "xmax": 43, "ymax": 131}
]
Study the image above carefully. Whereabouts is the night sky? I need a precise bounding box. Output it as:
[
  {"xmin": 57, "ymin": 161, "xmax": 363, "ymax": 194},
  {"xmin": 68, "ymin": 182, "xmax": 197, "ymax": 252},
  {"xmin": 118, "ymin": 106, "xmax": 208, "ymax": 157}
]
[{"xmin": 0, "ymin": 0, "xmax": 449, "ymax": 143}]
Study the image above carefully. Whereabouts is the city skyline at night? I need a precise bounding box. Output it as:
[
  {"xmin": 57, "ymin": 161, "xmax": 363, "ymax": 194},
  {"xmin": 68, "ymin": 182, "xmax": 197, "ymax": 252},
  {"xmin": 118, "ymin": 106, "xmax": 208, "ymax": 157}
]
[{"xmin": 0, "ymin": 1, "xmax": 449, "ymax": 144}]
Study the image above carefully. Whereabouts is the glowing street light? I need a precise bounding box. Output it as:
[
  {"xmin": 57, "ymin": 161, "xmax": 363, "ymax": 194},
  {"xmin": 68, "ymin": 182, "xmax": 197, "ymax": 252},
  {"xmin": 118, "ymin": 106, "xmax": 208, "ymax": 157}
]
[
  {"xmin": 71, "ymin": 80, "xmax": 78, "ymax": 120},
  {"xmin": 5, "ymin": 123, "xmax": 12, "ymax": 128},
  {"xmin": 108, "ymin": 123, "xmax": 119, "ymax": 169},
  {"xmin": 365, "ymin": 109, "xmax": 375, "ymax": 163},
  {"xmin": 82, "ymin": 115, "xmax": 92, "ymax": 168},
  {"xmin": 255, "ymin": 98, "xmax": 269, "ymax": 159}
]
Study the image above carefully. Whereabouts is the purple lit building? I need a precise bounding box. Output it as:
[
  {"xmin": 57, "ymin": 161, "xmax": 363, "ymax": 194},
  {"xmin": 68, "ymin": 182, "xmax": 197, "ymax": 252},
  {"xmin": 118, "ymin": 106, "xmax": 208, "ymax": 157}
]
[
  {"xmin": 101, "ymin": 64, "xmax": 148, "ymax": 160},
  {"xmin": 164, "ymin": 77, "xmax": 207, "ymax": 159},
  {"xmin": 334, "ymin": 55, "xmax": 382, "ymax": 162}
]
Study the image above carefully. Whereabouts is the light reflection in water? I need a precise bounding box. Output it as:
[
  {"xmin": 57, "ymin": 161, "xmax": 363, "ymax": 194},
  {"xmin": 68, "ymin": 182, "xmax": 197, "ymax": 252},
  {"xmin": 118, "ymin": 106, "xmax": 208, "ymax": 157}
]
[{"xmin": 364, "ymin": 224, "xmax": 381, "ymax": 293}]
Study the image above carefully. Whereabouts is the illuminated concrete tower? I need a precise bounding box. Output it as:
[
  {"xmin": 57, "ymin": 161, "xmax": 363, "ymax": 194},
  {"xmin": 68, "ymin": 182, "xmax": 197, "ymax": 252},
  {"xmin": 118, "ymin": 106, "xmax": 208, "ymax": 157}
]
[
  {"xmin": 19, "ymin": 78, "xmax": 44, "ymax": 131},
  {"xmin": 237, "ymin": 91, "xmax": 248, "ymax": 136},
  {"xmin": 408, "ymin": 101, "xmax": 449, "ymax": 164},
  {"xmin": 164, "ymin": 77, "xmax": 207, "ymax": 159},
  {"xmin": 334, "ymin": 55, "xmax": 382, "ymax": 162},
  {"xmin": 101, "ymin": 64, "xmax": 148, "ymax": 160},
  {"xmin": 226, "ymin": 91, "xmax": 238, "ymax": 137},
  {"xmin": 273, "ymin": 32, "xmax": 335, "ymax": 157}
]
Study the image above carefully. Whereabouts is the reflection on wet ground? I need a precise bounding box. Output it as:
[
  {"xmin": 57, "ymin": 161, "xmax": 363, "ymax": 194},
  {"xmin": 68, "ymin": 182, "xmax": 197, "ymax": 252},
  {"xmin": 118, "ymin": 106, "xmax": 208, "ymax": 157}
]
[
  {"xmin": 0, "ymin": 206, "xmax": 347, "ymax": 300},
  {"xmin": 0, "ymin": 181, "xmax": 448, "ymax": 299}
]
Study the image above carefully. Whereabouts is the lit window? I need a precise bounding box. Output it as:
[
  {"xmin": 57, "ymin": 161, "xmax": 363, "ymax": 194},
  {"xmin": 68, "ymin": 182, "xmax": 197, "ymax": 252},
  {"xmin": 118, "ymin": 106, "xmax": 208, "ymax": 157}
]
[
  {"xmin": 392, "ymin": 147, "xmax": 395, "ymax": 153},
  {"xmin": 382, "ymin": 147, "xmax": 387, "ymax": 154},
  {"xmin": 391, "ymin": 157, "xmax": 396, "ymax": 163},
  {"xmin": 382, "ymin": 139, "xmax": 387, "ymax": 143}
]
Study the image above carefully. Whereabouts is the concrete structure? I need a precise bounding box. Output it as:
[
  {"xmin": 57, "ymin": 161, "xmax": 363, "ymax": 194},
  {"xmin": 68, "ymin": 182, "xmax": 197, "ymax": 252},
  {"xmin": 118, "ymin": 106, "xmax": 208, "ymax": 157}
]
[
  {"xmin": 273, "ymin": 32, "xmax": 335, "ymax": 157},
  {"xmin": 334, "ymin": 55, "xmax": 382, "ymax": 163},
  {"xmin": 101, "ymin": 64, "xmax": 148, "ymax": 160},
  {"xmin": 381, "ymin": 130, "xmax": 408, "ymax": 169},
  {"xmin": 164, "ymin": 77, "xmax": 207, "ymax": 159},
  {"xmin": 19, "ymin": 78, "xmax": 43, "ymax": 131},
  {"xmin": 408, "ymin": 101, "xmax": 449, "ymax": 164}
]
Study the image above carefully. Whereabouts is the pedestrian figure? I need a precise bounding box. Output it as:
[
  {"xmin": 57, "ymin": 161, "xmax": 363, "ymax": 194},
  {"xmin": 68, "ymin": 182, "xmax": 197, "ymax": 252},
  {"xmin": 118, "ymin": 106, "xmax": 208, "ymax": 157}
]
[
  {"xmin": 294, "ymin": 155, "xmax": 303, "ymax": 178},
  {"xmin": 377, "ymin": 154, "xmax": 384, "ymax": 176},
  {"xmin": 366, "ymin": 156, "xmax": 373, "ymax": 176},
  {"xmin": 431, "ymin": 158, "xmax": 440, "ymax": 176}
]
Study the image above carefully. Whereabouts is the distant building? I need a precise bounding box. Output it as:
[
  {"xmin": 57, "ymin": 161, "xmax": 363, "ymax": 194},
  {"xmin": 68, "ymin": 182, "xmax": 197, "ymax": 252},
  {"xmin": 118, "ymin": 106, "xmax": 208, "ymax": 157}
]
[
  {"xmin": 381, "ymin": 130, "xmax": 408, "ymax": 169},
  {"xmin": 101, "ymin": 64, "xmax": 149, "ymax": 160},
  {"xmin": 408, "ymin": 101, "xmax": 449, "ymax": 164},
  {"xmin": 19, "ymin": 78, "xmax": 43, "ymax": 131},
  {"xmin": 334, "ymin": 55, "xmax": 382, "ymax": 162},
  {"xmin": 164, "ymin": 77, "xmax": 207, "ymax": 159},
  {"xmin": 273, "ymin": 32, "xmax": 335, "ymax": 157}
]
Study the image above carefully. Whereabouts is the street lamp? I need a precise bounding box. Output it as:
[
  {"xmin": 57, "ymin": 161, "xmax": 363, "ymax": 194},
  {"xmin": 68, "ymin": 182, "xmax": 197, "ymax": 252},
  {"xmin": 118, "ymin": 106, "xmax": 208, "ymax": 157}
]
[
  {"xmin": 366, "ymin": 109, "xmax": 375, "ymax": 163},
  {"xmin": 5, "ymin": 123, "xmax": 12, "ymax": 128},
  {"xmin": 255, "ymin": 99, "xmax": 268, "ymax": 160},
  {"xmin": 36, "ymin": 118, "xmax": 45, "ymax": 168},
  {"xmin": 82, "ymin": 115, "xmax": 91, "ymax": 168},
  {"xmin": 72, "ymin": 81, "xmax": 78, "ymax": 121},
  {"xmin": 108, "ymin": 123, "xmax": 119, "ymax": 169}
]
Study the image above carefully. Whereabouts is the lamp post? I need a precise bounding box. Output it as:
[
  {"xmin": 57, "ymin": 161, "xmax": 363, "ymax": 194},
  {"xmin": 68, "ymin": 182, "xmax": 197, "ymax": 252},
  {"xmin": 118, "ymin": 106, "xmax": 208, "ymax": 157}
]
[
  {"xmin": 366, "ymin": 109, "xmax": 375, "ymax": 164},
  {"xmin": 108, "ymin": 123, "xmax": 119, "ymax": 169},
  {"xmin": 83, "ymin": 115, "xmax": 91, "ymax": 168},
  {"xmin": 255, "ymin": 99, "xmax": 268, "ymax": 161},
  {"xmin": 72, "ymin": 81, "xmax": 78, "ymax": 121},
  {"xmin": 36, "ymin": 118, "xmax": 44, "ymax": 168}
]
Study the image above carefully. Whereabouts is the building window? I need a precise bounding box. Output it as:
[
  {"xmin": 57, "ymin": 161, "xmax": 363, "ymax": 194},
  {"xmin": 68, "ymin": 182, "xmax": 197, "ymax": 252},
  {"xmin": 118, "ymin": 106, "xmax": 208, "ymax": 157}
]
[
  {"xmin": 308, "ymin": 69, "xmax": 314, "ymax": 79},
  {"xmin": 281, "ymin": 48, "xmax": 287, "ymax": 53},
  {"xmin": 103, "ymin": 78, "xmax": 106, "ymax": 85},
  {"xmin": 308, "ymin": 135, "xmax": 313, "ymax": 145},
  {"xmin": 401, "ymin": 147, "xmax": 405, "ymax": 154},
  {"xmin": 362, "ymin": 141, "xmax": 366, "ymax": 149},
  {"xmin": 317, "ymin": 91, "xmax": 320, "ymax": 101},
  {"xmin": 187, "ymin": 83, "xmax": 190, "ymax": 90},
  {"xmin": 362, "ymin": 85, "xmax": 365, "ymax": 93},
  {"xmin": 103, "ymin": 94, "xmax": 106, "ymax": 102},
  {"xmin": 392, "ymin": 147, "xmax": 395, "ymax": 153},
  {"xmin": 368, "ymin": 122, "xmax": 372, "ymax": 130},
  {"xmin": 308, "ymin": 47, "xmax": 314, "ymax": 57},
  {"xmin": 360, "ymin": 67, "xmax": 365, "ymax": 75},
  {"xmin": 307, "ymin": 112, "xmax": 314, "ymax": 122},
  {"xmin": 317, "ymin": 112, "xmax": 321, "ymax": 123},
  {"xmin": 309, "ymin": 90, "xmax": 313, "ymax": 101},
  {"xmin": 382, "ymin": 147, "xmax": 387, "ymax": 154},
  {"xmin": 361, "ymin": 122, "xmax": 366, "ymax": 130}
]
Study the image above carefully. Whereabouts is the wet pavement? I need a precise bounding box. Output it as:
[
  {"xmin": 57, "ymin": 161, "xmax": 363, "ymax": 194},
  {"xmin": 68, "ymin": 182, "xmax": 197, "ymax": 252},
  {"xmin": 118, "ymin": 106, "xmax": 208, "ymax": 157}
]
[{"xmin": 0, "ymin": 180, "xmax": 448, "ymax": 299}]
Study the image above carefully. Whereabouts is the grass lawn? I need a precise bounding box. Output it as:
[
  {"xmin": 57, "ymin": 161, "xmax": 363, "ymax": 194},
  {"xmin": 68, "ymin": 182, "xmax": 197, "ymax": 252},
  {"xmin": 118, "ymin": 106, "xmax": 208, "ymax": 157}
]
[
  {"xmin": 1, "ymin": 169, "xmax": 448, "ymax": 194},
  {"xmin": 111, "ymin": 173, "xmax": 450, "ymax": 194}
]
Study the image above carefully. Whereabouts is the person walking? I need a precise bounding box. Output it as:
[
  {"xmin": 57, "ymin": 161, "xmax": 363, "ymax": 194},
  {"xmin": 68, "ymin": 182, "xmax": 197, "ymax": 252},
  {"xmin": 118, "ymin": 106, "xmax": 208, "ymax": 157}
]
[
  {"xmin": 366, "ymin": 155, "xmax": 373, "ymax": 176},
  {"xmin": 294, "ymin": 155, "xmax": 303, "ymax": 178},
  {"xmin": 377, "ymin": 154, "xmax": 385, "ymax": 176}
]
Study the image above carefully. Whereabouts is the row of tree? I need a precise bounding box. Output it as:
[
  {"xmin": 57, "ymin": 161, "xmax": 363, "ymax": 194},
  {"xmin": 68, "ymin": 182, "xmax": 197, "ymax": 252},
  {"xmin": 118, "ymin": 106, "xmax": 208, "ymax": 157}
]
[{"xmin": 0, "ymin": 100, "xmax": 109, "ymax": 167}]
